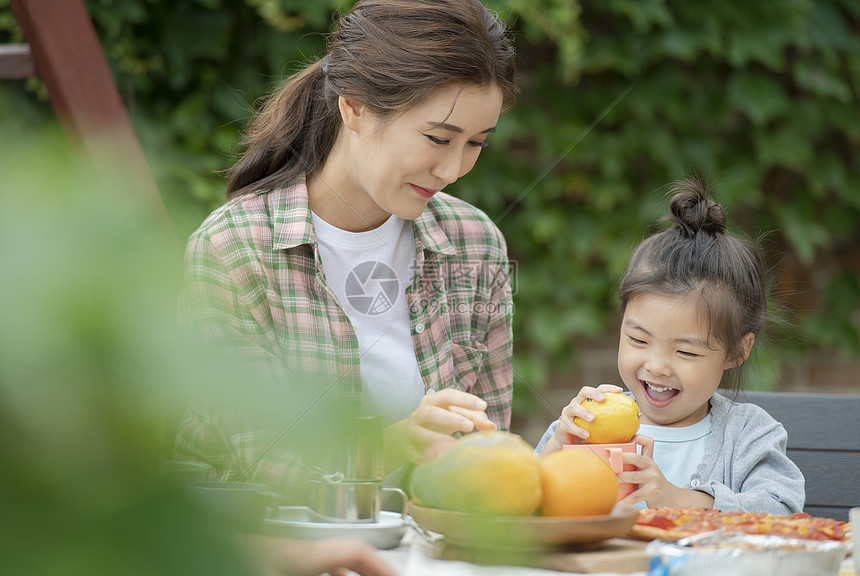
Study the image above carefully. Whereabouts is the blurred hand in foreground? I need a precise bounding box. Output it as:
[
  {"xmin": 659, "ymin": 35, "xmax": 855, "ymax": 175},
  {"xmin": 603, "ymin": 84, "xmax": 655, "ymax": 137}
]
[{"xmin": 241, "ymin": 535, "xmax": 397, "ymax": 576}]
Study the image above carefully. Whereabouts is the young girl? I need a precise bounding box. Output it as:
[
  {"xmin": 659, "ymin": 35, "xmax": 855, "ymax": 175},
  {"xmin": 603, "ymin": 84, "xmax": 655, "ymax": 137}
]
[{"xmin": 536, "ymin": 176, "xmax": 805, "ymax": 516}]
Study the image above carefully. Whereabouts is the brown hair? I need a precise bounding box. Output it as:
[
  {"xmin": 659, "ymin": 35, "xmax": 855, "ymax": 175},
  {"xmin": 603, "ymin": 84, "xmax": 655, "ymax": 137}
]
[
  {"xmin": 618, "ymin": 176, "xmax": 768, "ymax": 390},
  {"xmin": 225, "ymin": 0, "xmax": 517, "ymax": 198}
]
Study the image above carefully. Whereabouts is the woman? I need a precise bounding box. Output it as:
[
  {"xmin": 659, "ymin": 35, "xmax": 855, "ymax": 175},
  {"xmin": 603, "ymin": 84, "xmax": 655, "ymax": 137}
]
[{"xmin": 173, "ymin": 0, "xmax": 518, "ymax": 499}]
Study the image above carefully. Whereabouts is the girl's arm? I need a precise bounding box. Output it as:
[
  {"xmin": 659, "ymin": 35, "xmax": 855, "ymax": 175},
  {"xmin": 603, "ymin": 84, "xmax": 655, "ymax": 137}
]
[
  {"xmin": 693, "ymin": 403, "xmax": 805, "ymax": 515},
  {"xmin": 695, "ymin": 423, "xmax": 805, "ymax": 515}
]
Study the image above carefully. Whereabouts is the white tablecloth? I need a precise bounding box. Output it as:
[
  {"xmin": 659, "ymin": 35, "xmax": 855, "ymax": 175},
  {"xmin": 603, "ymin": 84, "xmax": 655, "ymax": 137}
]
[{"xmin": 377, "ymin": 528, "xmax": 649, "ymax": 576}]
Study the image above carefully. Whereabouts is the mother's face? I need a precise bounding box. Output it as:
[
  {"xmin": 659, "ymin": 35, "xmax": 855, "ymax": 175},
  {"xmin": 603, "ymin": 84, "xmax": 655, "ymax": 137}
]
[{"xmin": 341, "ymin": 83, "xmax": 504, "ymax": 223}]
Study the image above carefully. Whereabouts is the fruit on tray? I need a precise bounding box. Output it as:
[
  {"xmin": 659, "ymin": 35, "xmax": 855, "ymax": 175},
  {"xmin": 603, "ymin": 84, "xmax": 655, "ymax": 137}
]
[
  {"xmin": 410, "ymin": 430, "xmax": 542, "ymax": 516},
  {"xmin": 540, "ymin": 449, "xmax": 619, "ymax": 517}
]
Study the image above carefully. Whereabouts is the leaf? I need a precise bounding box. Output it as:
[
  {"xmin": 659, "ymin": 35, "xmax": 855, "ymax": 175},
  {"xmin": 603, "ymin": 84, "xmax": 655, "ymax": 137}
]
[
  {"xmin": 808, "ymin": 152, "xmax": 847, "ymax": 198},
  {"xmin": 608, "ymin": 0, "xmax": 673, "ymax": 33},
  {"xmin": 193, "ymin": 0, "xmax": 223, "ymax": 9},
  {"xmin": 822, "ymin": 203, "xmax": 859, "ymax": 241},
  {"xmin": 804, "ymin": 1, "xmax": 851, "ymax": 53},
  {"xmin": 774, "ymin": 202, "xmax": 830, "ymax": 264},
  {"xmin": 753, "ymin": 123, "xmax": 814, "ymax": 168},
  {"xmin": 660, "ymin": 28, "xmax": 702, "ymax": 62},
  {"xmin": 727, "ymin": 73, "xmax": 790, "ymax": 125},
  {"xmin": 718, "ymin": 164, "xmax": 763, "ymax": 209},
  {"xmin": 726, "ymin": 24, "xmax": 790, "ymax": 71},
  {"xmin": 792, "ymin": 61, "xmax": 852, "ymax": 102}
]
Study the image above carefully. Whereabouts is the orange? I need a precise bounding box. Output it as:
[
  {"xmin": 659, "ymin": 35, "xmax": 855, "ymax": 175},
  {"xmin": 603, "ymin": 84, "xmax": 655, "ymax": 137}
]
[
  {"xmin": 540, "ymin": 449, "xmax": 618, "ymax": 517},
  {"xmin": 574, "ymin": 392, "xmax": 640, "ymax": 444}
]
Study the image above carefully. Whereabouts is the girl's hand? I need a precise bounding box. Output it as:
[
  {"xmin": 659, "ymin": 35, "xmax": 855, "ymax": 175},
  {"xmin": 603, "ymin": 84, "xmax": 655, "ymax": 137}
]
[
  {"xmin": 540, "ymin": 384, "xmax": 624, "ymax": 456},
  {"xmin": 384, "ymin": 388, "xmax": 494, "ymax": 470},
  {"xmin": 618, "ymin": 434, "xmax": 715, "ymax": 509}
]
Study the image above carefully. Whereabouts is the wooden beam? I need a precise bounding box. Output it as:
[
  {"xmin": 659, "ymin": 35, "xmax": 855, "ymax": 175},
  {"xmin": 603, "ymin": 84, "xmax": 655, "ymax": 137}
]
[
  {"xmin": 0, "ymin": 44, "xmax": 36, "ymax": 79},
  {"xmin": 10, "ymin": 0, "xmax": 136, "ymax": 136},
  {"xmin": 9, "ymin": 0, "xmax": 175, "ymax": 239}
]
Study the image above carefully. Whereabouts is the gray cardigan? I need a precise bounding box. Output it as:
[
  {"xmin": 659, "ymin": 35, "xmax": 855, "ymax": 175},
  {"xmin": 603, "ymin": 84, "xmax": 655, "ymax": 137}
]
[{"xmin": 534, "ymin": 392, "xmax": 805, "ymax": 515}]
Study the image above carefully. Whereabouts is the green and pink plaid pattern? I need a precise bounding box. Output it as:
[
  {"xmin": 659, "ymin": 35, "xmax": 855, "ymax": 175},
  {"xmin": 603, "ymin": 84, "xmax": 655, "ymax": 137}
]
[{"xmin": 171, "ymin": 180, "xmax": 513, "ymax": 500}]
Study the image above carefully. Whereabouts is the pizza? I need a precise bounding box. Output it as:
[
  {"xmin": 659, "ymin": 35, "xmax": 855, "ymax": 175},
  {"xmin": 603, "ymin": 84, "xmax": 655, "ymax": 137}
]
[{"xmin": 627, "ymin": 507, "xmax": 851, "ymax": 542}]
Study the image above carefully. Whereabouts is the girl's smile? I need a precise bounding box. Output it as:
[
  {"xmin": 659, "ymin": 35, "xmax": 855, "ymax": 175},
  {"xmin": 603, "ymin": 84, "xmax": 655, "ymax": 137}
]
[{"xmin": 642, "ymin": 381, "xmax": 679, "ymax": 406}]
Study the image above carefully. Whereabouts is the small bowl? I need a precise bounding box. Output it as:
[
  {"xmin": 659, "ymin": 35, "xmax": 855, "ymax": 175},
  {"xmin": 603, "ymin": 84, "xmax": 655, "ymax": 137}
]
[{"xmin": 157, "ymin": 460, "xmax": 211, "ymax": 486}]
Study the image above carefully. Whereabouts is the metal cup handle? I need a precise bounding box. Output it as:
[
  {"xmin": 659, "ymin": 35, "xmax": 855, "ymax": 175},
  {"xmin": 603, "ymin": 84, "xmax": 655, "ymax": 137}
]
[
  {"xmin": 262, "ymin": 490, "xmax": 281, "ymax": 518},
  {"xmin": 382, "ymin": 486, "xmax": 408, "ymax": 518}
]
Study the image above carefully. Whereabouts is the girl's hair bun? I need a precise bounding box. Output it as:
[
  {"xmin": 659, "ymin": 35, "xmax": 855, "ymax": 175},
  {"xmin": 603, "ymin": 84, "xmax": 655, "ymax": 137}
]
[{"xmin": 668, "ymin": 175, "xmax": 727, "ymax": 237}]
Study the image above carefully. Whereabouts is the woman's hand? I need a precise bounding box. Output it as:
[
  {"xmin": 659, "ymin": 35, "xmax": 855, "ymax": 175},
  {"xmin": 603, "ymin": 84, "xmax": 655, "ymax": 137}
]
[
  {"xmin": 384, "ymin": 388, "xmax": 495, "ymax": 470},
  {"xmin": 240, "ymin": 535, "xmax": 397, "ymax": 576},
  {"xmin": 618, "ymin": 434, "xmax": 715, "ymax": 509},
  {"xmin": 540, "ymin": 384, "xmax": 624, "ymax": 456}
]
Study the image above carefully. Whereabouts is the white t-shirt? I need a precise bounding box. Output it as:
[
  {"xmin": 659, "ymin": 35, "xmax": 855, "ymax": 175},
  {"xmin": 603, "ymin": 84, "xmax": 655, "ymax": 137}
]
[
  {"xmin": 634, "ymin": 414, "xmax": 713, "ymax": 507},
  {"xmin": 311, "ymin": 212, "xmax": 424, "ymax": 425}
]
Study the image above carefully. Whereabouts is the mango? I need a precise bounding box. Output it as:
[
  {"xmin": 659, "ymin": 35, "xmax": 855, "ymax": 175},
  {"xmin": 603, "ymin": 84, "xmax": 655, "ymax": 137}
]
[{"xmin": 409, "ymin": 430, "xmax": 542, "ymax": 516}]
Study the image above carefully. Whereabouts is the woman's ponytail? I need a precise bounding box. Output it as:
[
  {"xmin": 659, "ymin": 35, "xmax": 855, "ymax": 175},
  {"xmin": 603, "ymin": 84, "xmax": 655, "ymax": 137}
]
[{"xmin": 226, "ymin": 59, "xmax": 341, "ymax": 198}]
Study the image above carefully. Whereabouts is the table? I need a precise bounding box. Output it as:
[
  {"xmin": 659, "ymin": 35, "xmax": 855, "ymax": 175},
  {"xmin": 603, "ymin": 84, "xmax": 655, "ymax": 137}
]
[
  {"xmin": 377, "ymin": 528, "xmax": 650, "ymax": 576},
  {"xmin": 378, "ymin": 528, "xmax": 857, "ymax": 575}
]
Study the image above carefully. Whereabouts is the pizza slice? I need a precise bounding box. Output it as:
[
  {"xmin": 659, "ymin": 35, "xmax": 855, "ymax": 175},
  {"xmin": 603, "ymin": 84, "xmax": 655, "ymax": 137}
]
[
  {"xmin": 627, "ymin": 507, "xmax": 852, "ymax": 542},
  {"xmin": 628, "ymin": 507, "xmax": 721, "ymax": 541}
]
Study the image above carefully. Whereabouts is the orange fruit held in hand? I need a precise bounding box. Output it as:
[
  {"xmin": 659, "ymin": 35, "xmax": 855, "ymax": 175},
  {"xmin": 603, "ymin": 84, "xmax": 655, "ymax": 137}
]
[
  {"xmin": 574, "ymin": 392, "xmax": 640, "ymax": 444},
  {"xmin": 540, "ymin": 449, "xmax": 618, "ymax": 517}
]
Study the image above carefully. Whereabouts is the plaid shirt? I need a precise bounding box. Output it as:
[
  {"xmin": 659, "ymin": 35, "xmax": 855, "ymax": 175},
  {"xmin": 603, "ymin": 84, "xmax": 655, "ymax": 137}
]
[{"xmin": 171, "ymin": 180, "xmax": 513, "ymax": 501}]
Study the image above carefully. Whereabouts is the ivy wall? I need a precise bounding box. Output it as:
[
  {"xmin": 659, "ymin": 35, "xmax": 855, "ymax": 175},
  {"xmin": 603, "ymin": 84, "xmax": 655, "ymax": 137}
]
[{"xmin": 2, "ymin": 0, "xmax": 859, "ymax": 416}]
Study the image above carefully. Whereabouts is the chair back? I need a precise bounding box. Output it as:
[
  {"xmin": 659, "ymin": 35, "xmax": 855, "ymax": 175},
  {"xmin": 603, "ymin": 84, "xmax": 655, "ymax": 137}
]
[{"xmin": 734, "ymin": 390, "xmax": 860, "ymax": 522}]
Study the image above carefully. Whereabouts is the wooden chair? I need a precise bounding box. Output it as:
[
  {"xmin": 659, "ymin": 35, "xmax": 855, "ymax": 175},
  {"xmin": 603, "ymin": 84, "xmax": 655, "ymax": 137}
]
[
  {"xmin": 1, "ymin": 0, "xmax": 172, "ymax": 234},
  {"xmin": 735, "ymin": 390, "xmax": 860, "ymax": 522}
]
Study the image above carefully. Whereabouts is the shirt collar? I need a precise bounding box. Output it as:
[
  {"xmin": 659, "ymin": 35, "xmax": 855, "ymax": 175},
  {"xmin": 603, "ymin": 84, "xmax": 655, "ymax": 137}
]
[
  {"xmin": 412, "ymin": 196, "xmax": 456, "ymax": 256},
  {"xmin": 270, "ymin": 180, "xmax": 315, "ymax": 250},
  {"xmin": 269, "ymin": 180, "xmax": 456, "ymax": 256}
]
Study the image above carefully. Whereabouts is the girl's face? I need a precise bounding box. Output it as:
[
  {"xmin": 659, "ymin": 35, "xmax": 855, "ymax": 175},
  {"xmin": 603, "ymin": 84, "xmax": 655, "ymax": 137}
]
[
  {"xmin": 617, "ymin": 292, "xmax": 740, "ymax": 427},
  {"xmin": 328, "ymin": 83, "xmax": 503, "ymax": 230}
]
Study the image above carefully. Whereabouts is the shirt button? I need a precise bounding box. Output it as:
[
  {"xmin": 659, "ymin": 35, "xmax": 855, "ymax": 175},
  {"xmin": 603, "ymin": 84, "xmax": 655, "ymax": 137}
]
[
  {"xmin": 690, "ymin": 479, "xmax": 701, "ymax": 487},
  {"xmin": 414, "ymin": 322, "xmax": 425, "ymax": 334}
]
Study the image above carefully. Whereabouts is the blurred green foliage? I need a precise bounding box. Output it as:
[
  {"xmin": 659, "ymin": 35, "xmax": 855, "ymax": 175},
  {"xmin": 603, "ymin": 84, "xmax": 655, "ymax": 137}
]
[
  {"xmin": 0, "ymin": 128, "xmax": 260, "ymax": 574},
  {"xmin": 2, "ymin": 0, "xmax": 859, "ymax": 418}
]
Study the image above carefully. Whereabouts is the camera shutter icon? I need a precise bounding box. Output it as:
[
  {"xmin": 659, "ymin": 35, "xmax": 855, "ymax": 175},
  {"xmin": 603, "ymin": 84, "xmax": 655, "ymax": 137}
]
[{"xmin": 345, "ymin": 261, "xmax": 400, "ymax": 315}]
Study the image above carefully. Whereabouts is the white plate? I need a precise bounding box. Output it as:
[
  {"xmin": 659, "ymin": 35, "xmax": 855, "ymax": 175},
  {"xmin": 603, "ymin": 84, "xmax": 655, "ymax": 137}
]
[{"xmin": 262, "ymin": 506, "xmax": 407, "ymax": 550}]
